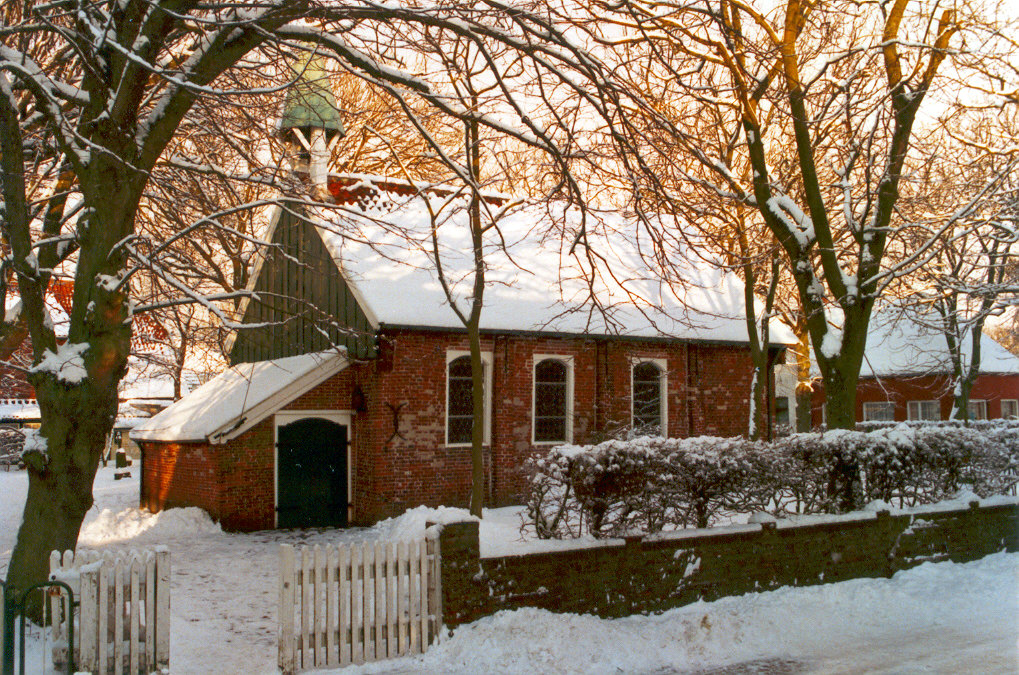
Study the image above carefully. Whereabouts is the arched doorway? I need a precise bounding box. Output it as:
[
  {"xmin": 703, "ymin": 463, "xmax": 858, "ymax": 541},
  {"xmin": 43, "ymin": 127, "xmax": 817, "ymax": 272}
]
[{"xmin": 275, "ymin": 415, "xmax": 349, "ymax": 528}]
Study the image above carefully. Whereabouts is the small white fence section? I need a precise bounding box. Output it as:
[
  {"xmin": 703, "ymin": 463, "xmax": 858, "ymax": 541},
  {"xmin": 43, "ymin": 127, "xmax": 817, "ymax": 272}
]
[
  {"xmin": 48, "ymin": 548, "xmax": 170, "ymax": 675},
  {"xmin": 279, "ymin": 539, "xmax": 442, "ymax": 673}
]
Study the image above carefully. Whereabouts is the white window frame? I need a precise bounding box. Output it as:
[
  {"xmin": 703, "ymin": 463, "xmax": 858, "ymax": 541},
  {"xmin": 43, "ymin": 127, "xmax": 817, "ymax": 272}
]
[
  {"xmin": 445, "ymin": 350, "xmax": 493, "ymax": 447},
  {"xmin": 630, "ymin": 358, "xmax": 668, "ymax": 436},
  {"xmin": 967, "ymin": 399, "xmax": 988, "ymax": 420},
  {"xmin": 532, "ymin": 354, "xmax": 574, "ymax": 445},
  {"xmin": 1001, "ymin": 399, "xmax": 1019, "ymax": 420},
  {"xmin": 907, "ymin": 400, "xmax": 940, "ymax": 421},
  {"xmin": 862, "ymin": 401, "xmax": 895, "ymax": 422}
]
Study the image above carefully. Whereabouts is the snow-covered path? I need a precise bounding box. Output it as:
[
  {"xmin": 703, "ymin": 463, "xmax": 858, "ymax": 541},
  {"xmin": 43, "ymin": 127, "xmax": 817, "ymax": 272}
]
[{"xmin": 2, "ymin": 466, "xmax": 1017, "ymax": 674}]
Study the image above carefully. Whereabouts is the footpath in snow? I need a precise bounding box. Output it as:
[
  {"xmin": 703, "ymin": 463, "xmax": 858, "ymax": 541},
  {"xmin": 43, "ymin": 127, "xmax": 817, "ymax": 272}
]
[{"xmin": 1, "ymin": 466, "xmax": 1016, "ymax": 674}]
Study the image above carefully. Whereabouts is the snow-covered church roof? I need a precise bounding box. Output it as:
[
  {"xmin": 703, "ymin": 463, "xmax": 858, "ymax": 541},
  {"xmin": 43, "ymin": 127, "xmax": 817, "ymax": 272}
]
[
  {"xmin": 861, "ymin": 316, "xmax": 1019, "ymax": 378},
  {"xmin": 131, "ymin": 350, "xmax": 349, "ymax": 443},
  {"xmin": 300, "ymin": 175, "xmax": 796, "ymax": 345}
]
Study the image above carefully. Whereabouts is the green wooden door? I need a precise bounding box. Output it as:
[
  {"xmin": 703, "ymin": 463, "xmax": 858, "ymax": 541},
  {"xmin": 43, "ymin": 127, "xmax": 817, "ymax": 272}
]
[{"xmin": 276, "ymin": 418, "xmax": 349, "ymax": 528}]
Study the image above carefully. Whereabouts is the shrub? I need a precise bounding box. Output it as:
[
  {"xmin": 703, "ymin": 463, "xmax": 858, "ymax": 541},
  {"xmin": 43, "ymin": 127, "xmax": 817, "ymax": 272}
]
[{"xmin": 524, "ymin": 422, "xmax": 1019, "ymax": 538}]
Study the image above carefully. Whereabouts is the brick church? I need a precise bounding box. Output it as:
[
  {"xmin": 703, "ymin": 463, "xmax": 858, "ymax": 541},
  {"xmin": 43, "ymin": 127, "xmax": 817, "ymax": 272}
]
[{"xmin": 132, "ymin": 68, "xmax": 794, "ymax": 531}]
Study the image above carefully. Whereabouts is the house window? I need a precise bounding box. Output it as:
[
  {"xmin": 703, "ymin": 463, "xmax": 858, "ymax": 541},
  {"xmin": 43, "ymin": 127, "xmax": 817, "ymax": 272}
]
[
  {"xmin": 967, "ymin": 399, "xmax": 987, "ymax": 420},
  {"xmin": 533, "ymin": 356, "xmax": 573, "ymax": 444},
  {"xmin": 446, "ymin": 351, "xmax": 492, "ymax": 446},
  {"xmin": 1001, "ymin": 399, "xmax": 1019, "ymax": 420},
  {"xmin": 907, "ymin": 400, "xmax": 940, "ymax": 421},
  {"xmin": 632, "ymin": 359, "xmax": 667, "ymax": 435},
  {"xmin": 862, "ymin": 401, "xmax": 895, "ymax": 422}
]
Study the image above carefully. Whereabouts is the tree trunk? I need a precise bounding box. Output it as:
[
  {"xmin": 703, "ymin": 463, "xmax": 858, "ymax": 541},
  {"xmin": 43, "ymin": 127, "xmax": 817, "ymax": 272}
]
[
  {"xmin": 6, "ymin": 199, "xmax": 132, "ymax": 613},
  {"xmin": 952, "ymin": 375, "xmax": 973, "ymax": 423},
  {"xmin": 748, "ymin": 366, "xmax": 763, "ymax": 439},
  {"xmin": 819, "ymin": 358, "xmax": 864, "ymax": 511},
  {"xmin": 822, "ymin": 368, "xmax": 857, "ymax": 430},
  {"xmin": 468, "ymin": 324, "xmax": 485, "ymax": 517},
  {"xmin": 465, "ymin": 109, "xmax": 486, "ymax": 518},
  {"xmin": 6, "ymin": 385, "xmax": 119, "ymax": 616}
]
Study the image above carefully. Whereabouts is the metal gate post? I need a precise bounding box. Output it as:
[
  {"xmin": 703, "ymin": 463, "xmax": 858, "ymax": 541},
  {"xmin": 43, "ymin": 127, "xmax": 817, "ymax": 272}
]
[
  {"xmin": 1, "ymin": 581, "xmax": 15, "ymax": 675},
  {"xmin": 0, "ymin": 580, "xmax": 75, "ymax": 675}
]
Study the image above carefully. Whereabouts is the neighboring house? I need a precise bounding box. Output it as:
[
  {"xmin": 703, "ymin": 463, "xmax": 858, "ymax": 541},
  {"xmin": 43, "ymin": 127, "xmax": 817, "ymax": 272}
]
[
  {"xmin": 132, "ymin": 173, "xmax": 797, "ymax": 531},
  {"xmin": 779, "ymin": 316, "xmax": 1019, "ymax": 427},
  {"xmin": 0, "ymin": 278, "xmax": 180, "ymax": 456},
  {"xmin": 0, "ymin": 278, "xmax": 74, "ymax": 428}
]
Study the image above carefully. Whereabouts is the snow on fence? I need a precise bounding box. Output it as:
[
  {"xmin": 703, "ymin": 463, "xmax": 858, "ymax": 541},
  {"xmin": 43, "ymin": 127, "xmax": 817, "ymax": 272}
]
[
  {"xmin": 48, "ymin": 548, "xmax": 170, "ymax": 675},
  {"xmin": 279, "ymin": 539, "xmax": 442, "ymax": 673}
]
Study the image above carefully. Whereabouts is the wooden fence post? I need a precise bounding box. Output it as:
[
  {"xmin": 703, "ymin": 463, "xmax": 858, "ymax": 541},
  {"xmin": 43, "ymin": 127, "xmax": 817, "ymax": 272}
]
[
  {"xmin": 426, "ymin": 536, "xmax": 442, "ymax": 644},
  {"xmin": 79, "ymin": 564, "xmax": 99, "ymax": 672},
  {"xmin": 145, "ymin": 552, "xmax": 156, "ymax": 671},
  {"xmin": 279, "ymin": 545, "xmax": 296, "ymax": 675},
  {"xmin": 155, "ymin": 548, "xmax": 170, "ymax": 671}
]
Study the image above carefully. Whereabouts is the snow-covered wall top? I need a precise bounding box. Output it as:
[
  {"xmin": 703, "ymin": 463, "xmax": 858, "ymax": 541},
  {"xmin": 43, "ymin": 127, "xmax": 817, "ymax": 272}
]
[
  {"xmin": 861, "ymin": 315, "xmax": 1019, "ymax": 378},
  {"xmin": 131, "ymin": 350, "xmax": 348, "ymax": 443},
  {"xmin": 306, "ymin": 186, "xmax": 796, "ymax": 345},
  {"xmin": 0, "ymin": 399, "xmax": 41, "ymax": 421}
]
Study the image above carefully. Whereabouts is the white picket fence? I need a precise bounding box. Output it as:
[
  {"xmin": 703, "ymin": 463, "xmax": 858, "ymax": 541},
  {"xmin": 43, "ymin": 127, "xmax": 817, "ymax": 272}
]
[
  {"xmin": 279, "ymin": 539, "xmax": 442, "ymax": 673},
  {"xmin": 48, "ymin": 548, "xmax": 170, "ymax": 675}
]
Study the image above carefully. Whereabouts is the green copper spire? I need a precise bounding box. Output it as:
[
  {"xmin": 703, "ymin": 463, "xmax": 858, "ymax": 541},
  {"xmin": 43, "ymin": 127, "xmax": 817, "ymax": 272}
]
[{"xmin": 279, "ymin": 54, "xmax": 345, "ymax": 141}]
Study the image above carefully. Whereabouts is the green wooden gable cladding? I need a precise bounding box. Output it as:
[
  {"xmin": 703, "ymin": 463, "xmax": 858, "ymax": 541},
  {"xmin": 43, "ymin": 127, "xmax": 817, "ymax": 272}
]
[{"xmin": 229, "ymin": 206, "xmax": 375, "ymax": 364}]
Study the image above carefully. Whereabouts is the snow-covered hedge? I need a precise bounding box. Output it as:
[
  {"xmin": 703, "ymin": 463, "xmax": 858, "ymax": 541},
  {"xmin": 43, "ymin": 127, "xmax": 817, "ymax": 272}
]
[{"xmin": 524, "ymin": 422, "xmax": 1019, "ymax": 539}]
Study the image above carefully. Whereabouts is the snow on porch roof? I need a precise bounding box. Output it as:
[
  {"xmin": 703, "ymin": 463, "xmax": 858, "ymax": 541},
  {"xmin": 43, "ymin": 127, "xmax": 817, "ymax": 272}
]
[
  {"xmin": 305, "ymin": 177, "xmax": 797, "ymax": 346},
  {"xmin": 131, "ymin": 350, "xmax": 349, "ymax": 444}
]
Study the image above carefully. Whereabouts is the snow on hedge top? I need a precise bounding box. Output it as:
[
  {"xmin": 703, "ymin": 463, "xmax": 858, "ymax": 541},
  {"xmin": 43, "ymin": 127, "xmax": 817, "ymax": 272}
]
[
  {"xmin": 861, "ymin": 315, "xmax": 1019, "ymax": 377},
  {"xmin": 309, "ymin": 186, "xmax": 795, "ymax": 345},
  {"xmin": 131, "ymin": 350, "xmax": 348, "ymax": 443}
]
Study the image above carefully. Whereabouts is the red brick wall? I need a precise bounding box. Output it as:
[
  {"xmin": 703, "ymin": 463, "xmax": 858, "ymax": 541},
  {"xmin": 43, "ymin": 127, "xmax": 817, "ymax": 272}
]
[
  {"xmin": 141, "ymin": 331, "xmax": 760, "ymax": 530},
  {"xmin": 356, "ymin": 331, "xmax": 757, "ymax": 521},
  {"xmin": 215, "ymin": 421, "xmax": 276, "ymax": 531},
  {"xmin": 436, "ymin": 502, "xmax": 1019, "ymax": 627},
  {"xmin": 685, "ymin": 343, "xmax": 758, "ymax": 437},
  {"xmin": 811, "ymin": 373, "xmax": 1019, "ymax": 424},
  {"xmin": 140, "ymin": 440, "xmax": 219, "ymax": 516}
]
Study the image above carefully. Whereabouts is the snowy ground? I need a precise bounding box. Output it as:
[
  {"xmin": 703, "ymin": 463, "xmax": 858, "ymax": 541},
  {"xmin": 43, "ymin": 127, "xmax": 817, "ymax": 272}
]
[{"xmin": 1, "ymin": 465, "xmax": 1017, "ymax": 674}]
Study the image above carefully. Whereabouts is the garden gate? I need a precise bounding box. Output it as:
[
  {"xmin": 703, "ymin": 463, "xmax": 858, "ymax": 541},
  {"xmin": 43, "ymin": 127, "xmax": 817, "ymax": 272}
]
[
  {"xmin": 1, "ymin": 577, "xmax": 75, "ymax": 675},
  {"xmin": 48, "ymin": 548, "xmax": 170, "ymax": 675},
  {"xmin": 279, "ymin": 539, "xmax": 442, "ymax": 673}
]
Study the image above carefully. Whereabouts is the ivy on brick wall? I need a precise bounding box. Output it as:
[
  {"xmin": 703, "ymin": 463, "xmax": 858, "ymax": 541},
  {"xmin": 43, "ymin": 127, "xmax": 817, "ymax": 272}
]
[{"xmin": 525, "ymin": 422, "xmax": 1019, "ymax": 538}]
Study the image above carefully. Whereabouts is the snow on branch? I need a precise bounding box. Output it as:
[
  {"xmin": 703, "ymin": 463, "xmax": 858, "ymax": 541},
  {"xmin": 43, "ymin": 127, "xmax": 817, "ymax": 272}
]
[{"xmin": 30, "ymin": 342, "xmax": 88, "ymax": 384}]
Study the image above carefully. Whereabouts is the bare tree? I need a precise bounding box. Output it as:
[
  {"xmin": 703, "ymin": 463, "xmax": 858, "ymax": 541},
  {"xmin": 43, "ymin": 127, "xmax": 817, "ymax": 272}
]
[
  {"xmin": 893, "ymin": 110, "xmax": 1019, "ymax": 420},
  {"xmin": 0, "ymin": 0, "xmax": 664, "ymax": 596},
  {"xmin": 589, "ymin": 1, "xmax": 1011, "ymax": 406},
  {"xmin": 559, "ymin": 0, "xmax": 1018, "ymax": 507}
]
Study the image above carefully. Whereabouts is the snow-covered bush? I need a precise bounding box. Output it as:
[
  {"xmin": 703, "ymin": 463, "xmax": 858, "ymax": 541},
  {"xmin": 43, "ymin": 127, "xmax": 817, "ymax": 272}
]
[
  {"xmin": 658, "ymin": 436, "xmax": 770, "ymax": 529},
  {"xmin": 832, "ymin": 422, "xmax": 1019, "ymax": 501},
  {"xmin": 524, "ymin": 422, "xmax": 1019, "ymax": 538},
  {"xmin": 525, "ymin": 436, "xmax": 774, "ymax": 537},
  {"xmin": 525, "ymin": 441, "xmax": 660, "ymax": 538}
]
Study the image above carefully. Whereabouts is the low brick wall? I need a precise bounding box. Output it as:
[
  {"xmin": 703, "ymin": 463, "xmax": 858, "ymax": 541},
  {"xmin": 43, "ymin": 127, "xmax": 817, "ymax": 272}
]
[{"xmin": 433, "ymin": 501, "xmax": 1019, "ymax": 628}]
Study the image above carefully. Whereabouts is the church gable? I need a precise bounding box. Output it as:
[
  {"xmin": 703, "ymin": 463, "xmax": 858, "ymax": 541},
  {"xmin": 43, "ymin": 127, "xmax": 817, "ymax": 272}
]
[{"xmin": 230, "ymin": 204, "xmax": 376, "ymax": 364}]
